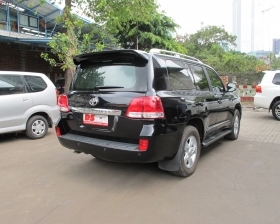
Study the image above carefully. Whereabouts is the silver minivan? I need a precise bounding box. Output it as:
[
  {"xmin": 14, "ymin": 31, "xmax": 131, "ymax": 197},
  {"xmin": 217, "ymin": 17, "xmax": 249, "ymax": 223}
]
[{"xmin": 0, "ymin": 71, "xmax": 60, "ymax": 139}]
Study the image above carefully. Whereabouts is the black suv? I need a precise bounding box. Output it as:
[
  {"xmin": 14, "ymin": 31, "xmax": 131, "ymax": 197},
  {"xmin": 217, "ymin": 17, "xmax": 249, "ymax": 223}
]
[{"xmin": 56, "ymin": 49, "xmax": 241, "ymax": 177}]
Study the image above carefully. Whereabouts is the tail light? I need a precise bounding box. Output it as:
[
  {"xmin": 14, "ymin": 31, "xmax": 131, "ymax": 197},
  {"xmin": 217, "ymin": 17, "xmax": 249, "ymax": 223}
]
[
  {"xmin": 58, "ymin": 94, "xmax": 69, "ymax": 112},
  {"xmin": 256, "ymin": 85, "xmax": 262, "ymax": 93},
  {"xmin": 139, "ymin": 139, "xmax": 149, "ymax": 151},
  {"xmin": 125, "ymin": 96, "xmax": 165, "ymax": 119}
]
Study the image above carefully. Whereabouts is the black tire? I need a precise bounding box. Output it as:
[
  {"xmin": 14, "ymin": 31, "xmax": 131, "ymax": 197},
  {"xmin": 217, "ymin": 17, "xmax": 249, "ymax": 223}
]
[
  {"xmin": 224, "ymin": 110, "xmax": 240, "ymax": 140},
  {"xmin": 170, "ymin": 126, "xmax": 201, "ymax": 177},
  {"xmin": 272, "ymin": 101, "xmax": 280, "ymax": 121},
  {"xmin": 26, "ymin": 115, "xmax": 48, "ymax": 139}
]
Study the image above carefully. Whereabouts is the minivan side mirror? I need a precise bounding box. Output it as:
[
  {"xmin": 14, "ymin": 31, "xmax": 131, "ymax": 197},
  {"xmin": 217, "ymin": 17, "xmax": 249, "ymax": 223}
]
[{"xmin": 227, "ymin": 83, "xmax": 236, "ymax": 92}]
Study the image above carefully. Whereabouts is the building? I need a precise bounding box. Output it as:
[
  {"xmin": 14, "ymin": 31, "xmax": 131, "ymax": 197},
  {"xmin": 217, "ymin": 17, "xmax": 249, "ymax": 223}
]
[
  {"xmin": 0, "ymin": 0, "xmax": 91, "ymax": 82},
  {"xmin": 232, "ymin": 0, "xmax": 279, "ymax": 53},
  {"xmin": 272, "ymin": 39, "xmax": 280, "ymax": 55}
]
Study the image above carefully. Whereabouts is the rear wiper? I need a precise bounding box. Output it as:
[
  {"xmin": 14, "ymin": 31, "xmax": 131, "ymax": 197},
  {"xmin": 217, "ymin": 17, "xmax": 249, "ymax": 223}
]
[{"xmin": 95, "ymin": 86, "xmax": 124, "ymax": 89}]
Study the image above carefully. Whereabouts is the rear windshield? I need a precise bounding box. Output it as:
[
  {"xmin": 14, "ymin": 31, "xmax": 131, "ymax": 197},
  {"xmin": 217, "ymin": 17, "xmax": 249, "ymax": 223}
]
[{"xmin": 71, "ymin": 64, "xmax": 148, "ymax": 91}]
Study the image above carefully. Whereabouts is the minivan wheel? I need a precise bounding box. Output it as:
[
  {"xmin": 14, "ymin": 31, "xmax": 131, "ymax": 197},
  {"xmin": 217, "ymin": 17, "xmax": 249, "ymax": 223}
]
[
  {"xmin": 272, "ymin": 101, "xmax": 280, "ymax": 121},
  {"xmin": 224, "ymin": 110, "xmax": 240, "ymax": 140},
  {"xmin": 170, "ymin": 126, "xmax": 201, "ymax": 177},
  {"xmin": 26, "ymin": 115, "xmax": 48, "ymax": 139}
]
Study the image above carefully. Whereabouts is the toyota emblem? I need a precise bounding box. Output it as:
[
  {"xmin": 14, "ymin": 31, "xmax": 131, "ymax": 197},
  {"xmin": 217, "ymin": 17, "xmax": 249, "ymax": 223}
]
[{"xmin": 89, "ymin": 96, "xmax": 99, "ymax": 106}]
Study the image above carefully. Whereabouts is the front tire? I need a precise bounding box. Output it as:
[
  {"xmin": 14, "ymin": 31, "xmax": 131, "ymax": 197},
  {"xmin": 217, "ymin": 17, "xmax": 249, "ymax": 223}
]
[
  {"xmin": 272, "ymin": 101, "xmax": 280, "ymax": 121},
  {"xmin": 26, "ymin": 115, "xmax": 48, "ymax": 139},
  {"xmin": 170, "ymin": 126, "xmax": 201, "ymax": 177}
]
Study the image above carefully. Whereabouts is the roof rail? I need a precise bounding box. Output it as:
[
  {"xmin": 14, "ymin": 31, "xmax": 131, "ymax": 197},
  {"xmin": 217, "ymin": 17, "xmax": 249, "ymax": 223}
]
[
  {"xmin": 150, "ymin": 48, "xmax": 202, "ymax": 63},
  {"xmin": 149, "ymin": 48, "xmax": 202, "ymax": 63}
]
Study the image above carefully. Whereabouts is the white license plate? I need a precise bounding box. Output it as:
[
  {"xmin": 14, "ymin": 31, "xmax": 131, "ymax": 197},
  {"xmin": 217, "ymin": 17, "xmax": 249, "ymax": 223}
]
[{"xmin": 83, "ymin": 114, "xmax": 108, "ymax": 126}]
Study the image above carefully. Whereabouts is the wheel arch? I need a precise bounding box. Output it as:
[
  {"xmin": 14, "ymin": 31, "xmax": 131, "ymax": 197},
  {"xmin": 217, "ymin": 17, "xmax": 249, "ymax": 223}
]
[
  {"xmin": 186, "ymin": 118, "xmax": 204, "ymax": 142},
  {"xmin": 27, "ymin": 112, "xmax": 52, "ymax": 128},
  {"xmin": 269, "ymin": 97, "xmax": 280, "ymax": 110}
]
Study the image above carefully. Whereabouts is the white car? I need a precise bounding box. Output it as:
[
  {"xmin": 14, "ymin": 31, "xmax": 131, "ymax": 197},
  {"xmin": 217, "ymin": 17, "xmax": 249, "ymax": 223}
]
[
  {"xmin": 254, "ymin": 70, "xmax": 280, "ymax": 120},
  {"xmin": 0, "ymin": 71, "xmax": 60, "ymax": 139}
]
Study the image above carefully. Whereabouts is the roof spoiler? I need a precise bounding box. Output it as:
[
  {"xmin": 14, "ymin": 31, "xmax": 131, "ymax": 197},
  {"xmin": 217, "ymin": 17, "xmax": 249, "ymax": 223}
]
[{"xmin": 73, "ymin": 50, "xmax": 148, "ymax": 65}]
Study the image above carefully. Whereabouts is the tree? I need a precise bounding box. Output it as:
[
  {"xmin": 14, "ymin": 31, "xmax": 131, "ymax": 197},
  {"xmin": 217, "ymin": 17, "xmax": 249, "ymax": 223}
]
[
  {"xmin": 270, "ymin": 55, "xmax": 280, "ymax": 70},
  {"xmin": 177, "ymin": 26, "xmax": 267, "ymax": 84},
  {"xmin": 179, "ymin": 25, "xmax": 236, "ymax": 57},
  {"xmin": 38, "ymin": 0, "xmax": 159, "ymax": 91},
  {"xmin": 114, "ymin": 10, "xmax": 185, "ymax": 53}
]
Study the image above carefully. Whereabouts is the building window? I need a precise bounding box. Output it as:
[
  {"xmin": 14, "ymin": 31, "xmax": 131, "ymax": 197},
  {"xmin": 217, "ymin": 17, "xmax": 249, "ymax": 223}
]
[
  {"xmin": 19, "ymin": 14, "xmax": 38, "ymax": 28},
  {"xmin": 0, "ymin": 9, "xmax": 6, "ymax": 21}
]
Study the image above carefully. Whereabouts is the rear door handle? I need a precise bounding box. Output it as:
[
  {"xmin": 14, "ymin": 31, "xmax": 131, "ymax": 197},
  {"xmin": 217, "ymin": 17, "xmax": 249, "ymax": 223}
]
[{"xmin": 23, "ymin": 98, "xmax": 29, "ymax": 101}]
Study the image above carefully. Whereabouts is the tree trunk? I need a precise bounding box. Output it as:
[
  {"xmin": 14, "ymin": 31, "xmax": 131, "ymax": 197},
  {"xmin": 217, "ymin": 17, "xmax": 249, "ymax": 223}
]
[
  {"xmin": 64, "ymin": 67, "xmax": 75, "ymax": 93},
  {"xmin": 63, "ymin": 0, "xmax": 73, "ymax": 93}
]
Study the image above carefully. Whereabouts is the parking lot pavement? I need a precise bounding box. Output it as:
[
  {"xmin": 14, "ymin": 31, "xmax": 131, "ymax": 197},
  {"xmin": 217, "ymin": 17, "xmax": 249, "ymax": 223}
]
[
  {"xmin": 0, "ymin": 109, "xmax": 280, "ymax": 224},
  {"xmin": 240, "ymin": 108, "xmax": 280, "ymax": 144}
]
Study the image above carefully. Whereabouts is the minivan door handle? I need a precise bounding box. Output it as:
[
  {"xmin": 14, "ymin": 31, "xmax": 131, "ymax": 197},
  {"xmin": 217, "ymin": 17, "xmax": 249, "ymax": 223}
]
[{"xmin": 23, "ymin": 97, "xmax": 29, "ymax": 101}]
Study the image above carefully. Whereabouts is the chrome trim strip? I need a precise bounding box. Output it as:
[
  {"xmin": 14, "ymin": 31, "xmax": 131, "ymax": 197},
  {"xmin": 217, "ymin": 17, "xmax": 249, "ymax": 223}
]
[
  {"xmin": 207, "ymin": 120, "xmax": 231, "ymax": 131},
  {"xmin": 71, "ymin": 107, "xmax": 122, "ymax": 116}
]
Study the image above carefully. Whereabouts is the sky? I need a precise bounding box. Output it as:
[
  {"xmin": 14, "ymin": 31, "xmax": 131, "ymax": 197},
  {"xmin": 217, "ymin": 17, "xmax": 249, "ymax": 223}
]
[
  {"xmin": 157, "ymin": 0, "xmax": 280, "ymax": 52},
  {"xmin": 157, "ymin": 0, "xmax": 233, "ymax": 35}
]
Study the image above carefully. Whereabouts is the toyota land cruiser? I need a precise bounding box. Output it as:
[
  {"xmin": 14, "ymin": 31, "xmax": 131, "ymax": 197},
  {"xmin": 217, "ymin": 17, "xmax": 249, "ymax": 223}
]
[{"xmin": 55, "ymin": 49, "xmax": 241, "ymax": 177}]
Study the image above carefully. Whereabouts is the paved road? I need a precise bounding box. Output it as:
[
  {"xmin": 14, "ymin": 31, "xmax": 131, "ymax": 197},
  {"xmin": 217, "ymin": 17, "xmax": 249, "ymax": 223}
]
[{"xmin": 0, "ymin": 109, "xmax": 280, "ymax": 224}]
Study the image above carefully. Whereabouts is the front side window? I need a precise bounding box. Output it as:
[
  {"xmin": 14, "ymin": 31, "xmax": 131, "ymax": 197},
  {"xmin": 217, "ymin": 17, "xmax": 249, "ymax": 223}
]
[
  {"xmin": 272, "ymin": 73, "xmax": 280, "ymax": 85},
  {"xmin": 72, "ymin": 64, "xmax": 147, "ymax": 91},
  {"xmin": 165, "ymin": 60, "xmax": 196, "ymax": 91},
  {"xmin": 189, "ymin": 64, "xmax": 210, "ymax": 91},
  {"xmin": 25, "ymin": 76, "xmax": 47, "ymax": 92},
  {"xmin": 206, "ymin": 68, "xmax": 225, "ymax": 92},
  {"xmin": 0, "ymin": 75, "xmax": 25, "ymax": 95}
]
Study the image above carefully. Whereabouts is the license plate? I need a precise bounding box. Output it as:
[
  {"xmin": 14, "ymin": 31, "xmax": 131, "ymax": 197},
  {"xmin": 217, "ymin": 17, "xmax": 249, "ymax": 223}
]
[{"xmin": 83, "ymin": 114, "xmax": 108, "ymax": 126}]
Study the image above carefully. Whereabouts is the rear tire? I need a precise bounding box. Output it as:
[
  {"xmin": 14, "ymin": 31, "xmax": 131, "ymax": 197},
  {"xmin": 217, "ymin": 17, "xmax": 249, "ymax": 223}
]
[
  {"xmin": 224, "ymin": 110, "xmax": 240, "ymax": 140},
  {"xmin": 170, "ymin": 126, "xmax": 201, "ymax": 177},
  {"xmin": 272, "ymin": 101, "xmax": 280, "ymax": 121},
  {"xmin": 26, "ymin": 115, "xmax": 48, "ymax": 139}
]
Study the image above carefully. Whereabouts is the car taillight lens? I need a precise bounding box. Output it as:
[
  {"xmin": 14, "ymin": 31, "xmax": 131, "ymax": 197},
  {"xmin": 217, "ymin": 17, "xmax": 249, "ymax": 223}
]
[
  {"xmin": 256, "ymin": 85, "xmax": 262, "ymax": 93},
  {"xmin": 58, "ymin": 94, "xmax": 69, "ymax": 112},
  {"xmin": 139, "ymin": 139, "xmax": 149, "ymax": 151},
  {"xmin": 126, "ymin": 96, "xmax": 165, "ymax": 119}
]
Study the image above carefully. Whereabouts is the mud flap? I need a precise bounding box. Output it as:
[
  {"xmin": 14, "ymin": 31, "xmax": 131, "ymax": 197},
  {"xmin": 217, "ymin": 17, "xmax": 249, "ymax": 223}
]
[{"xmin": 158, "ymin": 148, "xmax": 181, "ymax": 172}]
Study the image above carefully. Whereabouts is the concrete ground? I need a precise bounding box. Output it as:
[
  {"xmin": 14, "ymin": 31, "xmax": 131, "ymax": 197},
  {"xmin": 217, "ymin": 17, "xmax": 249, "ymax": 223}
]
[{"xmin": 0, "ymin": 109, "xmax": 280, "ymax": 224}]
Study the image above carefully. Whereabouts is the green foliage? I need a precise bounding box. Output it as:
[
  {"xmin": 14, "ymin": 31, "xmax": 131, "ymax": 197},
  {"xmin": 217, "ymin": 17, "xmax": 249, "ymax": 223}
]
[
  {"xmin": 40, "ymin": 6, "xmax": 116, "ymax": 71},
  {"xmin": 84, "ymin": 0, "xmax": 158, "ymax": 32},
  {"xmin": 115, "ymin": 10, "xmax": 185, "ymax": 52},
  {"xmin": 270, "ymin": 55, "xmax": 280, "ymax": 70},
  {"xmin": 177, "ymin": 26, "xmax": 267, "ymax": 84},
  {"xmin": 181, "ymin": 25, "xmax": 236, "ymax": 57}
]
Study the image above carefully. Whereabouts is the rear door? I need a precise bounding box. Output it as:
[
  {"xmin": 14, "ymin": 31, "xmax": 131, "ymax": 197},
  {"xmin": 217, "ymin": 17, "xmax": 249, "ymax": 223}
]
[
  {"xmin": 0, "ymin": 74, "xmax": 32, "ymax": 132},
  {"xmin": 66, "ymin": 51, "xmax": 149, "ymax": 140}
]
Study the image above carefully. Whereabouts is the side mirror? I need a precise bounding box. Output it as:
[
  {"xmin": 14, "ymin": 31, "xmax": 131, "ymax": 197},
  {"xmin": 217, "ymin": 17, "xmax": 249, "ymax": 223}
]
[{"xmin": 227, "ymin": 83, "xmax": 236, "ymax": 92}]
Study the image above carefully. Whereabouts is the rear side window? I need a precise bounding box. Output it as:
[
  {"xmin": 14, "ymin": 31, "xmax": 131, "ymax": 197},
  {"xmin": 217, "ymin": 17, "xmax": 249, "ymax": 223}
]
[
  {"xmin": 25, "ymin": 76, "xmax": 47, "ymax": 92},
  {"xmin": 272, "ymin": 73, "xmax": 280, "ymax": 85},
  {"xmin": 72, "ymin": 64, "xmax": 147, "ymax": 91},
  {"xmin": 165, "ymin": 60, "xmax": 196, "ymax": 90},
  {"xmin": 0, "ymin": 75, "xmax": 25, "ymax": 95}
]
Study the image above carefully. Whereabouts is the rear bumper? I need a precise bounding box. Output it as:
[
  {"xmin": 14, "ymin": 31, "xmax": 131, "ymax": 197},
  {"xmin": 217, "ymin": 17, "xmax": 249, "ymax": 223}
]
[
  {"xmin": 58, "ymin": 130, "xmax": 181, "ymax": 163},
  {"xmin": 254, "ymin": 95, "xmax": 270, "ymax": 109}
]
